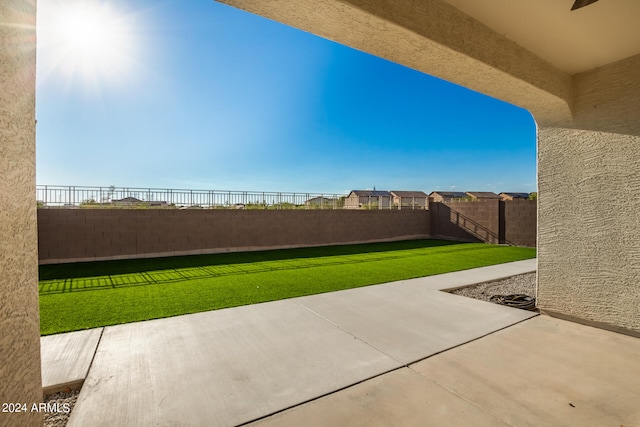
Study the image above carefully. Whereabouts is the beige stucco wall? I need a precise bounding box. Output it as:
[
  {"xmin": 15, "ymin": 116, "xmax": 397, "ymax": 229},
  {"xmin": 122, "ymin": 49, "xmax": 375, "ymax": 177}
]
[
  {"xmin": 0, "ymin": 0, "xmax": 43, "ymax": 426},
  {"xmin": 536, "ymin": 55, "xmax": 640, "ymax": 335},
  {"xmin": 568, "ymin": 54, "xmax": 640, "ymax": 136},
  {"xmin": 538, "ymin": 127, "xmax": 640, "ymax": 336}
]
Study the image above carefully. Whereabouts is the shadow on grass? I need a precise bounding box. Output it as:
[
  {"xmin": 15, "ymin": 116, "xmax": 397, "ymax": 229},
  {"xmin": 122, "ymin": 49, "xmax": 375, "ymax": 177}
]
[
  {"xmin": 38, "ymin": 239, "xmax": 535, "ymax": 296},
  {"xmin": 39, "ymin": 239, "xmax": 465, "ymax": 280},
  {"xmin": 38, "ymin": 239, "xmax": 495, "ymax": 296},
  {"xmin": 40, "ymin": 244, "xmax": 502, "ymax": 295}
]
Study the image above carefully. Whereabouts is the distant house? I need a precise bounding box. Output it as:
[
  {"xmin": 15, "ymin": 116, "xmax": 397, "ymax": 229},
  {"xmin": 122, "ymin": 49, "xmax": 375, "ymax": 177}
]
[
  {"xmin": 499, "ymin": 192, "xmax": 530, "ymax": 201},
  {"xmin": 390, "ymin": 191, "xmax": 428, "ymax": 209},
  {"xmin": 305, "ymin": 196, "xmax": 334, "ymax": 208},
  {"xmin": 465, "ymin": 192, "xmax": 501, "ymax": 201},
  {"xmin": 111, "ymin": 197, "xmax": 168, "ymax": 207},
  {"xmin": 344, "ymin": 190, "xmax": 393, "ymax": 209},
  {"xmin": 111, "ymin": 196, "xmax": 143, "ymax": 206},
  {"xmin": 428, "ymin": 191, "xmax": 468, "ymax": 203}
]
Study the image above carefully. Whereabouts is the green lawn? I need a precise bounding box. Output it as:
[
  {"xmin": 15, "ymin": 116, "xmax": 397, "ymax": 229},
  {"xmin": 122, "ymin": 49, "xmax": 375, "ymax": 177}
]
[{"xmin": 39, "ymin": 239, "xmax": 536, "ymax": 335}]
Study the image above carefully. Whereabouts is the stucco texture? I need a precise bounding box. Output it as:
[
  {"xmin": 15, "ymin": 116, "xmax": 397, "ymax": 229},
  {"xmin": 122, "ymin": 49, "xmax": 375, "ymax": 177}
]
[
  {"xmin": 538, "ymin": 127, "xmax": 640, "ymax": 335},
  {"xmin": 569, "ymin": 54, "xmax": 640, "ymax": 137},
  {"xmin": 0, "ymin": 1, "xmax": 42, "ymax": 426}
]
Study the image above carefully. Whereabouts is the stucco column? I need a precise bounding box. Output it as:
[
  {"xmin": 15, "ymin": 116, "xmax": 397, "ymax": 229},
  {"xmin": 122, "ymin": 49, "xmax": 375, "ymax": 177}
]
[
  {"xmin": 0, "ymin": 1, "xmax": 43, "ymax": 426},
  {"xmin": 537, "ymin": 127, "xmax": 640, "ymax": 336}
]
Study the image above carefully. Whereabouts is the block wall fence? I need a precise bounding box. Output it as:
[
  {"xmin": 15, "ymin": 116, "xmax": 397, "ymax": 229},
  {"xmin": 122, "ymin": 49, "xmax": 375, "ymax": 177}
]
[
  {"xmin": 429, "ymin": 199, "xmax": 537, "ymax": 247},
  {"xmin": 502, "ymin": 200, "xmax": 538, "ymax": 248},
  {"xmin": 37, "ymin": 200, "xmax": 536, "ymax": 264},
  {"xmin": 37, "ymin": 209, "xmax": 431, "ymax": 264},
  {"xmin": 431, "ymin": 201, "xmax": 501, "ymax": 244}
]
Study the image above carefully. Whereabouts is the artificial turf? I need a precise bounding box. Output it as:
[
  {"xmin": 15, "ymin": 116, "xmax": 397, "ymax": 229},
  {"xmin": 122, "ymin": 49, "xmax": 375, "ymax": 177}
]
[{"xmin": 39, "ymin": 239, "xmax": 536, "ymax": 335}]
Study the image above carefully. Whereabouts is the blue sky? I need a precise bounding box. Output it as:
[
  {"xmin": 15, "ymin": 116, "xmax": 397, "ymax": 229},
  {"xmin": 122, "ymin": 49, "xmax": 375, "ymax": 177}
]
[{"xmin": 36, "ymin": 0, "xmax": 537, "ymax": 195}]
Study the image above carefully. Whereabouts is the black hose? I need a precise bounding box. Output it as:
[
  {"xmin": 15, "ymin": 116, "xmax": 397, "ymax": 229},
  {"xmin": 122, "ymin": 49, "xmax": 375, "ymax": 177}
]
[{"xmin": 489, "ymin": 294, "xmax": 536, "ymax": 311}]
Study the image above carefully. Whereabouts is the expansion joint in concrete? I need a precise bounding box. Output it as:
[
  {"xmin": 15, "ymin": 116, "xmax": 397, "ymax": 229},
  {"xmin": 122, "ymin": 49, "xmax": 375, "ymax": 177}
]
[{"xmin": 289, "ymin": 300, "xmax": 405, "ymax": 365}]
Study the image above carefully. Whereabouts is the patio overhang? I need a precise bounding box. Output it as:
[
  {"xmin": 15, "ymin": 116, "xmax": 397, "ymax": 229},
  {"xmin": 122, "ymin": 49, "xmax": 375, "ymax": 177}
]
[{"xmin": 216, "ymin": 0, "xmax": 640, "ymax": 136}]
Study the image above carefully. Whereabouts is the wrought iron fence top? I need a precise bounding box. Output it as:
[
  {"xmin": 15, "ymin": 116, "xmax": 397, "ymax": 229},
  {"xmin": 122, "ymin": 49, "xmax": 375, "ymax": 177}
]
[
  {"xmin": 36, "ymin": 185, "xmax": 429, "ymax": 210},
  {"xmin": 36, "ymin": 185, "xmax": 349, "ymax": 210}
]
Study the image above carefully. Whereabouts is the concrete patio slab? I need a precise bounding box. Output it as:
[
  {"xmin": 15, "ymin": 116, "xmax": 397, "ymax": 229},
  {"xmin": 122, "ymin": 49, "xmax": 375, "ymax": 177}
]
[
  {"xmin": 292, "ymin": 260, "xmax": 537, "ymax": 364},
  {"xmin": 249, "ymin": 368, "xmax": 508, "ymax": 427},
  {"xmin": 294, "ymin": 290, "xmax": 536, "ymax": 365},
  {"xmin": 248, "ymin": 315, "xmax": 640, "ymax": 427},
  {"xmin": 40, "ymin": 328, "xmax": 103, "ymax": 395},
  {"xmin": 411, "ymin": 315, "xmax": 640, "ymax": 427},
  {"xmin": 249, "ymin": 367, "xmax": 511, "ymax": 427},
  {"xmin": 67, "ymin": 300, "xmax": 400, "ymax": 427}
]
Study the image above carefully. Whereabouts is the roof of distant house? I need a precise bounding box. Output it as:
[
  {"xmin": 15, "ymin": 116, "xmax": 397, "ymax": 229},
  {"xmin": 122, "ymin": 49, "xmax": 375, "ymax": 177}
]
[
  {"xmin": 348, "ymin": 190, "xmax": 393, "ymax": 197},
  {"xmin": 429, "ymin": 191, "xmax": 468, "ymax": 198},
  {"xmin": 390, "ymin": 191, "xmax": 428, "ymax": 198},
  {"xmin": 500, "ymin": 192, "xmax": 530, "ymax": 199},
  {"xmin": 466, "ymin": 192, "xmax": 501, "ymax": 199},
  {"xmin": 112, "ymin": 196, "xmax": 142, "ymax": 203}
]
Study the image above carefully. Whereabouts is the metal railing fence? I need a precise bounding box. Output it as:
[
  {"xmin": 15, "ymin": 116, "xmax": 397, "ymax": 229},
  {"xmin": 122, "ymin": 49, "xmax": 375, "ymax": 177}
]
[
  {"xmin": 36, "ymin": 185, "xmax": 429, "ymax": 210},
  {"xmin": 36, "ymin": 185, "xmax": 348, "ymax": 210}
]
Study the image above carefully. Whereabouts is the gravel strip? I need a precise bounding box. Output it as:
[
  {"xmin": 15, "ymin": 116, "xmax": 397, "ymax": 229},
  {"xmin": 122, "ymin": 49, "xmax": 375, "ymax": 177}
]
[
  {"xmin": 43, "ymin": 389, "xmax": 80, "ymax": 427},
  {"xmin": 449, "ymin": 272, "xmax": 536, "ymax": 304}
]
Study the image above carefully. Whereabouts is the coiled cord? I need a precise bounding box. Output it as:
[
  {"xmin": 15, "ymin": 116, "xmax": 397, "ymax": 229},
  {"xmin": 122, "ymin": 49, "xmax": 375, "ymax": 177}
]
[{"xmin": 489, "ymin": 294, "xmax": 536, "ymax": 311}]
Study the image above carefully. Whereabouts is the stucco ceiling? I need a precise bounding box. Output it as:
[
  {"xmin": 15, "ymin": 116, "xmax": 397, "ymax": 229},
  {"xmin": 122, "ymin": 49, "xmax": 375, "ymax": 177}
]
[{"xmin": 441, "ymin": 0, "xmax": 640, "ymax": 75}]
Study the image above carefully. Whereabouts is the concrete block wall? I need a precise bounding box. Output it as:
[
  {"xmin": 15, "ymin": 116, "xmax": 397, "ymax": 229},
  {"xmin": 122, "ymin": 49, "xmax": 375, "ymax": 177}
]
[
  {"xmin": 38, "ymin": 201, "xmax": 537, "ymax": 264},
  {"xmin": 430, "ymin": 200, "xmax": 501, "ymax": 244},
  {"xmin": 429, "ymin": 200, "xmax": 537, "ymax": 247},
  {"xmin": 502, "ymin": 200, "xmax": 537, "ymax": 247},
  {"xmin": 38, "ymin": 209, "xmax": 431, "ymax": 263}
]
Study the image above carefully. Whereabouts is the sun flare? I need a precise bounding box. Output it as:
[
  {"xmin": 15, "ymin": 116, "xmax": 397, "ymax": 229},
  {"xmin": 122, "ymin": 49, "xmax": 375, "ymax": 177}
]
[
  {"xmin": 38, "ymin": 0, "xmax": 138, "ymax": 89},
  {"xmin": 59, "ymin": 7, "xmax": 113, "ymax": 53}
]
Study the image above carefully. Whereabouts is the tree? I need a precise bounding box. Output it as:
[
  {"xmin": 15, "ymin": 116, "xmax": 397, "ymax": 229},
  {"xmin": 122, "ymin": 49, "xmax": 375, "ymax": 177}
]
[{"xmin": 107, "ymin": 185, "xmax": 116, "ymax": 203}]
